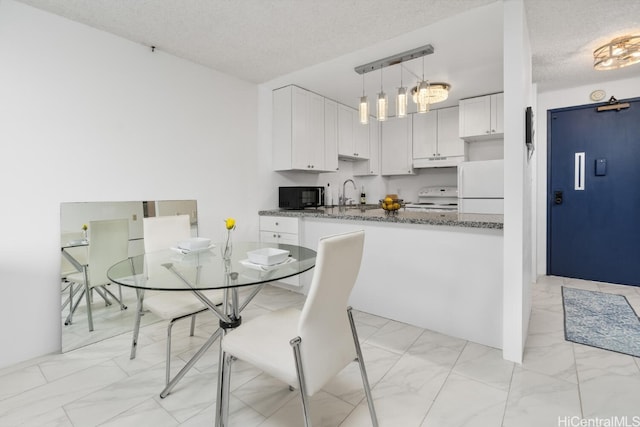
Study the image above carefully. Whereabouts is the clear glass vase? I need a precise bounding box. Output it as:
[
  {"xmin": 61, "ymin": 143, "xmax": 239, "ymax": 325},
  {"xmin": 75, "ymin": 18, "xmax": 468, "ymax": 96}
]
[{"xmin": 222, "ymin": 232, "xmax": 233, "ymax": 261}]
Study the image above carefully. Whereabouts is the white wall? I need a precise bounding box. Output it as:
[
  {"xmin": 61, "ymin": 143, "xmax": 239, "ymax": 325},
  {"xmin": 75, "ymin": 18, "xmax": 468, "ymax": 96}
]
[
  {"xmin": 502, "ymin": 0, "xmax": 535, "ymax": 363},
  {"xmin": 535, "ymin": 75, "xmax": 640, "ymax": 276},
  {"xmin": 0, "ymin": 0, "xmax": 259, "ymax": 368}
]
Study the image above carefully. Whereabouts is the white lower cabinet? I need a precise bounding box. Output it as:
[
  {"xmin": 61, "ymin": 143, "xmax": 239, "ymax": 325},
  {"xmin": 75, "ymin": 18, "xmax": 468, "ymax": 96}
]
[{"xmin": 259, "ymin": 216, "xmax": 300, "ymax": 286}]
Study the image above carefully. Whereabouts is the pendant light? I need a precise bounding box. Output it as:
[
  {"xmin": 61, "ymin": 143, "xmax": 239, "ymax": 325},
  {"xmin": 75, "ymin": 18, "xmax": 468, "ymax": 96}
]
[
  {"xmin": 415, "ymin": 56, "xmax": 430, "ymax": 113},
  {"xmin": 396, "ymin": 65, "xmax": 407, "ymax": 118},
  {"xmin": 377, "ymin": 68, "xmax": 387, "ymax": 121},
  {"xmin": 358, "ymin": 73, "xmax": 368, "ymax": 125}
]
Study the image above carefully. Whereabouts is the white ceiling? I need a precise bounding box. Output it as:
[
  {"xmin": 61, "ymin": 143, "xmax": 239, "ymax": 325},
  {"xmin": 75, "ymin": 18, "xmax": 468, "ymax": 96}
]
[{"xmin": 14, "ymin": 0, "xmax": 640, "ymax": 109}]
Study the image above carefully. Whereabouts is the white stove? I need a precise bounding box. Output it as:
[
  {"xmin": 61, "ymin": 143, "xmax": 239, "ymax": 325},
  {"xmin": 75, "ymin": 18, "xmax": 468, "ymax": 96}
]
[{"xmin": 405, "ymin": 186, "xmax": 458, "ymax": 212}]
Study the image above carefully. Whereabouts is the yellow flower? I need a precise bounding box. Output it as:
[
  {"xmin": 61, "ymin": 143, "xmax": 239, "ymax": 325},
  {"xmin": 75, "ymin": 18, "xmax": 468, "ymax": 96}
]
[
  {"xmin": 224, "ymin": 218, "xmax": 236, "ymax": 230},
  {"xmin": 82, "ymin": 224, "xmax": 88, "ymax": 231}
]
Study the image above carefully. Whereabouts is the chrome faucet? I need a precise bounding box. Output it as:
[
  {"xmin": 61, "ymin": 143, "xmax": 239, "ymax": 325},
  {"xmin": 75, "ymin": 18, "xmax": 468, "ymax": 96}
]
[{"xmin": 341, "ymin": 179, "xmax": 357, "ymax": 208}]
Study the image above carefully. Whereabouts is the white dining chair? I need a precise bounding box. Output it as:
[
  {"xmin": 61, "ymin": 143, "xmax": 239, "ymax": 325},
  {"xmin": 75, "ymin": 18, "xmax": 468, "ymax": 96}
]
[
  {"xmin": 217, "ymin": 230, "xmax": 378, "ymax": 427},
  {"xmin": 65, "ymin": 219, "xmax": 129, "ymax": 332},
  {"xmin": 131, "ymin": 214, "xmax": 224, "ymax": 387}
]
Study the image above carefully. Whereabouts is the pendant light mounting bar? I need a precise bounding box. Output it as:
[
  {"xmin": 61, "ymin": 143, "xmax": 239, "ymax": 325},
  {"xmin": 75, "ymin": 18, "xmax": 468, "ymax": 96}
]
[{"xmin": 354, "ymin": 44, "xmax": 434, "ymax": 75}]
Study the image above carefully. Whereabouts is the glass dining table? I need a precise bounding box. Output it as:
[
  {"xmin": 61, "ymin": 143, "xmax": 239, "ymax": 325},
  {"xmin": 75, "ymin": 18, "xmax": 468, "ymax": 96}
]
[{"xmin": 107, "ymin": 241, "xmax": 316, "ymax": 400}]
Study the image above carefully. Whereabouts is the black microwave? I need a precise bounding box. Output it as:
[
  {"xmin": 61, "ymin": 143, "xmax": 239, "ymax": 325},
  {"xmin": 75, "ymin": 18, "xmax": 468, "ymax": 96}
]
[{"xmin": 279, "ymin": 186, "xmax": 324, "ymax": 210}]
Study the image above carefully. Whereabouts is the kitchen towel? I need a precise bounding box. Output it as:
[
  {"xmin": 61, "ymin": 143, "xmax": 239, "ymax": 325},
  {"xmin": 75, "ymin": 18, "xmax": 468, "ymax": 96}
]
[{"xmin": 562, "ymin": 286, "xmax": 640, "ymax": 358}]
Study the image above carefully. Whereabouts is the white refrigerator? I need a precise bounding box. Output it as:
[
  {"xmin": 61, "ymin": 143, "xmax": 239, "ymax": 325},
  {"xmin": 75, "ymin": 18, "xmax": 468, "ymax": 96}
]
[{"xmin": 457, "ymin": 159, "xmax": 504, "ymax": 214}]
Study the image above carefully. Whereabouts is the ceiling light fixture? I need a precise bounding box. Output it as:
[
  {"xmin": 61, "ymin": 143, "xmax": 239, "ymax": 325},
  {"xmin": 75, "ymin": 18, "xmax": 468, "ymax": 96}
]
[
  {"xmin": 411, "ymin": 82, "xmax": 451, "ymax": 105},
  {"xmin": 414, "ymin": 56, "xmax": 430, "ymax": 113},
  {"xmin": 377, "ymin": 68, "xmax": 387, "ymax": 121},
  {"xmin": 594, "ymin": 35, "xmax": 640, "ymax": 70},
  {"xmin": 397, "ymin": 66, "xmax": 407, "ymax": 118},
  {"xmin": 354, "ymin": 44, "xmax": 450, "ymax": 120},
  {"xmin": 359, "ymin": 73, "xmax": 368, "ymax": 124}
]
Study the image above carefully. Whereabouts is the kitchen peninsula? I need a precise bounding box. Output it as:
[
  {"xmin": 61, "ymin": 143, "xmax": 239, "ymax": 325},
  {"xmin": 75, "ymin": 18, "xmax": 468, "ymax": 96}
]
[{"xmin": 259, "ymin": 208, "xmax": 504, "ymax": 349}]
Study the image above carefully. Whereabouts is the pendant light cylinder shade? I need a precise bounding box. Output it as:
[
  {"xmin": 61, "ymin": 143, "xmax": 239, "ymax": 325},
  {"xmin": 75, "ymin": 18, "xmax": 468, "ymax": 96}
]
[
  {"xmin": 377, "ymin": 92, "xmax": 387, "ymax": 122},
  {"xmin": 415, "ymin": 81, "xmax": 430, "ymax": 114},
  {"xmin": 396, "ymin": 87, "xmax": 407, "ymax": 118},
  {"xmin": 359, "ymin": 96, "xmax": 369, "ymax": 124}
]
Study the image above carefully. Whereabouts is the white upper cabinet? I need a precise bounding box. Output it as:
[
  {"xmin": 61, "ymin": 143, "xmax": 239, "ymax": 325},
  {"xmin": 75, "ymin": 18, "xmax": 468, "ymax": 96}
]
[
  {"xmin": 458, "ymin": 93, "xmax": 504, "ymax": 140},
  {"xmin": 412, "ymin": 111, "xmax": 438, "ymax": 158},
  {"xmin": 338, "ymin": 104, "xmax": 369, "ymax": 160},
  {"xmin": 381, "ymin": 117, "xmax": 414, "ymax": 176},
  {"xmin": 413, "ymin": 106, "xmax": 466, "ymax": 168},
  {"xmin": 354, "ymin": 120, "xmax": 379, "ymax": 176},
  {"xmin": 273, "ymin": 85, "xmax": 333, "ymax": 172},
  {"xmin": 324, "ymin": 98, "xmax": 339, "ymax": 172}
]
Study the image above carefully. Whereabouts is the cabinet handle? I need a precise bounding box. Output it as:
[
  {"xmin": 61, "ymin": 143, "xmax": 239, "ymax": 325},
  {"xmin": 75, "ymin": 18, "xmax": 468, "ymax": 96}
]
[
  {"xmin": 277, "ymin": 234, "xmax": 281, "ymax": 238},
  {"xmin": 491, "ymin": 129, "xmax": 495, "ymax": 133},
  {"xmin": 485, "ymin": 130, "xmax": 490, "ymax": 134},
  {"xmin": 275, "ymin": 222, "xmax": 279, "ymax": 226},
  {"xmin": 272, "ymin": 233, "xmax": 277, "ymax": 238}
]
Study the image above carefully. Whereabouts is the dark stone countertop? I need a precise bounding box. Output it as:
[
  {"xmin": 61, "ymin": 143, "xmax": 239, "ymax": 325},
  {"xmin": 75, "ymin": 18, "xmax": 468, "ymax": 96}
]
[{"xmin": 259, "ymin": 206, "xmax": 503, "ymax": 230}]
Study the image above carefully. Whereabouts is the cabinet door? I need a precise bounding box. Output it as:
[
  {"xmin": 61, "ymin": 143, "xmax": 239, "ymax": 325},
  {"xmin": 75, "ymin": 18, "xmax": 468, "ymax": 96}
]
[
  {"xmin": 436, "ymin": 106, "xmax": 465, "ymax": 157},
  {"xmin": 354, "ymin": 120, "xmax": 370, "ymax": 159},
  {"xmin": 272, "ymin": 86, "xmax": 293, "ymax": 171},
  {"xmin": 459, "ymin": 95, "xmax": 491, "ymax": 138},
  {"xmin": 381, "ymin": 118, "xmax": 413, "ymax": 175},
  {"xmin": 337, "ymin": 104, "xmax": 354, "ymax": 157},
  {"xmin": 491, "ymin": 93, "xmax": 504, "ymax": 135},
  {"xmin": 291, "ymin": 87, "xmax": 310, "ymax": 169},
  {"xmin": 259, "ymin": 216, "xmax": 299, "ymax": 234},
  {"xmin": 307, "ymin": 92, "xmax": 325, "ymax": 170},
  {"xmin": 412, "ymin": 112, "xmax": 438, "ymax": 158},
  {"xmin": 324, "ymin": 99, "xmax": 339, "ymax": 172},
  {"xmin": 368, "ymin": 120, "xmax": 380, "ymax": 175},
  {"xmin": 354, "ymin": 120, "xmax": 379, "ymax": 176}
]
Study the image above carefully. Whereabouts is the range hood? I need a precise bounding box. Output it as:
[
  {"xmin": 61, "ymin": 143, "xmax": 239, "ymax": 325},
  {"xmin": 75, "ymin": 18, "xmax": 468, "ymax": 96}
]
[{"xmin": 413, "ymin": 156, "xmax": 464, "ymax": 168}]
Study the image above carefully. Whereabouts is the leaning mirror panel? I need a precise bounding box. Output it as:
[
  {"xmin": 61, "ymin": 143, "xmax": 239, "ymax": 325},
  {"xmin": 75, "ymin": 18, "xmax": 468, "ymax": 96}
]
[{"xmin": 60, "ymin": 200, "xmax": 198, "ymax": 352}]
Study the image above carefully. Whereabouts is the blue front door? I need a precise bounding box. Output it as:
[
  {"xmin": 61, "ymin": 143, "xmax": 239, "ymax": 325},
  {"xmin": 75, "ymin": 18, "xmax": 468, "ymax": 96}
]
[{"xmin": 548, "ymin": 98, "xmax": 640, "ymax": 286}]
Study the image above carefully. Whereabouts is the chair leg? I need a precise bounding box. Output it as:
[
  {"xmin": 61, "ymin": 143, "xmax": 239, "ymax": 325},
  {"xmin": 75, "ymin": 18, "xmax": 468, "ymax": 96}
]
[
  {"xmin": 130, "ymin": 289, "xmax": 145, "ymax": 359},
  {"xmin": 118, "ymin": 284, "xmax": 125, "ymax": 310},
  {"xmin": 216, "ymin": 332, "xmax": 232, "ymax": 427},
  {"xmin": 347, "ymin": 307, "xmax": 379, "ymax": 427},
  {"xmin": 65, "ymin": 288, "xmax": 85, "ymax": 326},
  {"xmin": 100, "ymin": 284, "xmax": 127, "ymax": 310},
  {"xmin": 190, "ymin": 314, "xmax": 196, "ymax": 336},
  {"xmin": 93, "ymin": 286, "xmax": 112, "ymax": 306},
  {"xmin": 290, "ymin": 336, "xmax": 313, "ymax": 427},
  {"xmin": 166, "ymin": 319, "xmax": 177, "ymax": 385},
  {"xmin": 81, "ymin": 266, "xmax": 94, "ymax": 332}
]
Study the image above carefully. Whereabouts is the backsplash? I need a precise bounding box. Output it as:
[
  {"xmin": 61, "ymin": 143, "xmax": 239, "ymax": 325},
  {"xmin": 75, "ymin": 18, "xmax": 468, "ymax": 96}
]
[{"xmin": 269, "ymin": 138, "xmax": 503, "ymax": 207}]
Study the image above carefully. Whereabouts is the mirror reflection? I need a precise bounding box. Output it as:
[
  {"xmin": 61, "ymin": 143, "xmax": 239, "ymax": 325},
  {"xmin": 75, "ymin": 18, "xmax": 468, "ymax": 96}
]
[{"xmin": 60, "ymin": 200, "xmax": 198, "ymax": 352}]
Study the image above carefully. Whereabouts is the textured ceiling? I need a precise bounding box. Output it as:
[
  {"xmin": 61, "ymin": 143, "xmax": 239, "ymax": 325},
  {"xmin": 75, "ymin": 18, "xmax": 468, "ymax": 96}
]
[{"xmin": 13, "ymin": 0, "xmax": 640, "ymax": 97}]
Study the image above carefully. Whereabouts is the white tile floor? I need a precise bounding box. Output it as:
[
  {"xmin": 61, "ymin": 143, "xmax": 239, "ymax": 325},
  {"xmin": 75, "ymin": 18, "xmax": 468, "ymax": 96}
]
[{"xmin": 3, "ymin": 276, "xmax": 640, "ymax": 426}]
